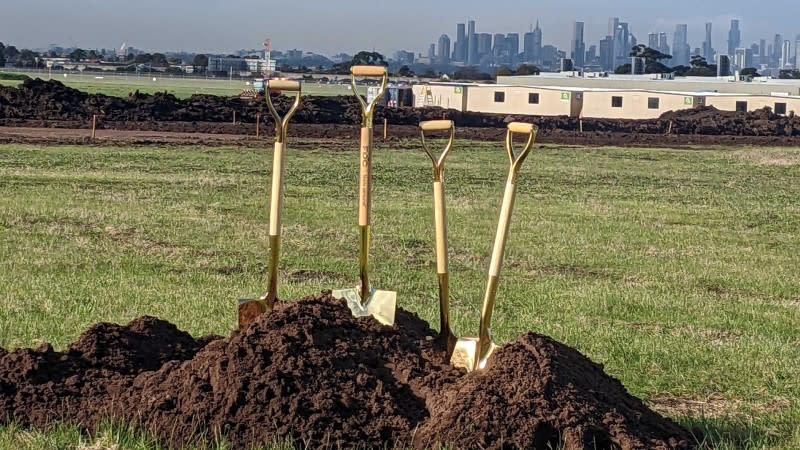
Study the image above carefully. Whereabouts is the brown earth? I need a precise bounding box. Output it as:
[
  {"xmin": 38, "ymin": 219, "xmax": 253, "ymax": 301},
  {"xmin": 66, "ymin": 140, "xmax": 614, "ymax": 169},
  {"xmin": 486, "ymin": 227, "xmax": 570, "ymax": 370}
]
[
  {"xmin": 0, "ymin": 293, "xmax": 694, "ymax": 449},
  {"xmin": 1, "ymin": 123, "xmax": 798, "ymax": 149},
  {"xmin": 0, "ymin": 78, "xmax": 799, "ymax": 149}
]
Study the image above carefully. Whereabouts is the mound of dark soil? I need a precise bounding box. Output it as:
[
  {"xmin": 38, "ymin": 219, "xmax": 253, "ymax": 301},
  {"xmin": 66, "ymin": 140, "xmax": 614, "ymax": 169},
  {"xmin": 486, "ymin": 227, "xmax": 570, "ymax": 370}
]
[
  {"xmin": 0, "ymin": 293, "xmax": 695, "ymax": 449},
  {"xmin": 0, "ymin": 317, "xmax": 214, "ymax": 428},
  {"xmin": 3, "ymin": 78, "xmax": 800, "ymax": 137},
  {"xmin": 415, "ymin": 334, "xmax": 691, "ymax": 450}
]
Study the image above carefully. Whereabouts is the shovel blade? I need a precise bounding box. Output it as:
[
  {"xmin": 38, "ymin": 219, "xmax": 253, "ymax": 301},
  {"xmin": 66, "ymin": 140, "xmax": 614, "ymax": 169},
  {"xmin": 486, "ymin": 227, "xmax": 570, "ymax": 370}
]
[
  {"xmin": 331, "ymin": 287, "xmax": 396, "ymax": 326},
  {"xmin": 238, "ymin": 298, "xmax": 268, "ymax": 329},
  {"xmin": 450, "ymin": 337, "xmax": 498, "ymax": 372}
]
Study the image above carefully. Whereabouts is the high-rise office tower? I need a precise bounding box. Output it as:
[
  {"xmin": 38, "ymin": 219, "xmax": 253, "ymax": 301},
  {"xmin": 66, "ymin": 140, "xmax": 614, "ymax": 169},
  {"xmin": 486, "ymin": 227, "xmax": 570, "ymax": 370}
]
[
  {"xmin": 571, "ymin": 21, "xmax": 586, "ymax": 67},
  {"xmin": 672, "ymin": 24, "xmax": 690, "ymax": 66},
  {"xmin": 659, "ymin": 33, "xmax": 670, "ymax": 55},
  {"xmin": 703, "ymin": 22, "xmax": 714, "ymax": 62},
  {"xmin": 455, "ymin": 23, "xmax": 466, "ymax": 62},
  {"xmin": 532, "ymin": 21, "xmax": 542, "ymax": 62},
  {"xmin": 717, "ymin": 55, "xmax": 731, "ymax": 76},
  {"xmin": 428, "ymin": 44, "xmax": 436, "ymax": 59},
  {"xmin": 438, "ymin": 35, "xmax": 451, "ymax": 64},
  {"xmin": 734, "ymin": 48, "xmax": 753, "ymax": 69},
  {"xmin": 586, "ymin": 45, "xmax": 597, "ymax": 64},
  {"xmin": 599, "ymin": 36, "xmax": 614, "ymax": 71},
  {"xmin": 478, "ymin": 33, "xmax": 492, "ymax": 60},
  {"xmin": 773, "ymin": 34, "xmax": 783, "ymax": 66},
  {"xmin": 781, "ymin": 40, "xmax": 792, "ymax": 68},
  {"xmin": 609, "ymin": 17, "xmax": 620, "ymax": 62},
  {"xmin": 648, "ymin": 33, "xmax": 659, "ymax": 50},
  {"xmin": 613, "ymin": 23, "xmax": 630, "ymax": 68},
  {"xmin": 795, "ymin": 35, "xmax": 800, "ymax": 68},
  {"xmin": 760, "ymin": 39, "xmax": 767, "ymax": 65},
  {"xmin": 727, "ymin": 19, "xmax": 741, "ymax": 56},
  {"xmin": 467, "ymin": 20, "xmax": 477, "ymax": 65},
  {"xmin": 507, "ymin": 33, "xmax": 520, "ymax": 66},
  {"xmin": 493, "ymin": 33, "xmax": 506, "ymax": 61}
]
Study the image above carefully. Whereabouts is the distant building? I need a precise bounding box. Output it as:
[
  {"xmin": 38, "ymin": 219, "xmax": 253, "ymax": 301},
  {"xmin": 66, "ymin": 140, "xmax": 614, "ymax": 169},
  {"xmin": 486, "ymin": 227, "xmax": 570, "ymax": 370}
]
[
  {"xmin": 599, "ymin": 36, "xmax": 614, "ymax": 71},
  {"xmin": 703, "ymin": 23, "xmax": 715, "ymax": 62},
  {"xmin": 523, "ymin": 21, "xmax": 542, "ymax": 63},
  {"xmin": 717, "ymin": 54, "xmax": 731, "ymax": 76},
  {"xmin": 734, "ymin": 48, "xmax": 753, "ymax": 69},
  {"xmin": 672, "ymin": 24, "xmax": 690, "ymax": 67},
  {"xmin": 659, "ymin": 33, "xmax": 670, "ymax": 56},
  {"xmin": 796, "ymin": 35, "xmax": 800, "ymax": 68},
  {"xmin": 727, "ymin": 20, "xmax": 741, "ymax": 56},
  {"xmin": 438, "ymin": 35, "xmax": 451, "ymax": 64},
  {"xmin": 207, "ymin": 57, "xmax": 248, "ymax": 74},
  {"xmin": 394, "ymin": 51, "xmax": 414, "ymax": 65},
  {"xmin": 571, "ymin": 22, "xmax": 586, "ymax": 67},
  {"xmin": 478, "ymin": 33, "xmax": 492, "ymax": 61},
  {"xmin": 781, "ymin": 40, "xmax": 792, "ymax": 68},
  {"xmin": 467, "ymin": 20, "xmax": 478, "ymax": 64},
  {"xmin": 507, "ymin": 33, "xmax": 520, "ymax": 66},
  {"xmin": 454, "ymin": 23, "xmax": 467, "ymax": 62}
]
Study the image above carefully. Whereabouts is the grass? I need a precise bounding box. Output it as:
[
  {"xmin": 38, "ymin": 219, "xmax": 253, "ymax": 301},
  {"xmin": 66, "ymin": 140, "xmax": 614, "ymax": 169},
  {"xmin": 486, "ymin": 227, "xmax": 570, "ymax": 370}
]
[
  {"xmin": 0, "ymin": 71, "xmax": 361, "ymax": 98},
  {"xmin": 0, "ymin": 141, "xmax": 799, "ymax": 449}
]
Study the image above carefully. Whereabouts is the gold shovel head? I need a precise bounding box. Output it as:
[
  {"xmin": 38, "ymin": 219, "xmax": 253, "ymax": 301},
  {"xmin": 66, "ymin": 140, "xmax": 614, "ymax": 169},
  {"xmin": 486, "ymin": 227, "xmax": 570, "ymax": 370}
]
[
  {"xmin": 238, "ymin": 298, "xmax": 268, "ymax": 329},
  {"xmin": 331, "ymin": 287, "xmax": 396, "ymax": 326},
  {"xmin": 450, "ymin": 337, "xmax": 499, "ymax": 372}
]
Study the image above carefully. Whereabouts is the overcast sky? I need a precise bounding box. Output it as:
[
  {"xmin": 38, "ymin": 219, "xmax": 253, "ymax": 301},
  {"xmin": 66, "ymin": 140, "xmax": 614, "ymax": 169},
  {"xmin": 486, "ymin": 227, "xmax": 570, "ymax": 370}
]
[{"xmin": 2, "ymin": 0, "xmax": 799, "ymax": 56}]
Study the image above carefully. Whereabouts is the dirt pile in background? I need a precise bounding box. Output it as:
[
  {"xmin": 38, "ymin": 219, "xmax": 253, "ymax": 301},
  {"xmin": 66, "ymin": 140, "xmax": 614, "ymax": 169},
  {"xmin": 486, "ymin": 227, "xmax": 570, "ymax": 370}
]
[
  {"xmin": 0, "ymin": 293, "xmax": 694, "ymax": 449},
  {"xmin": 2, "ymin": 78, "xmax": 800, "ymax": 137}
]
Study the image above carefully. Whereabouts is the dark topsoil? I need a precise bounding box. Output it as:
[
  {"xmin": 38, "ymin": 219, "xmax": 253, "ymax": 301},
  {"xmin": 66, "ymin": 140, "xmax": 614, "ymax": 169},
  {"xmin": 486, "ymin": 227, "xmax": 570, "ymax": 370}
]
[
  {"xmin": 0, "ymin": 293, "xmax": 694, "ymax": 449},
  {"xmin": 2, "ymin": 78, "xmax": 800, "ymax": 138}
]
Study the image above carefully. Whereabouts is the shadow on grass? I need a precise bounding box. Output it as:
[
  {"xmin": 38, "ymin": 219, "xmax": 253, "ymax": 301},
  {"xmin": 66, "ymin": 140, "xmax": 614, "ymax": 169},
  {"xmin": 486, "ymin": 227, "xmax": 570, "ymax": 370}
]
[{"xmin": 679, "ymin": 416, "xmax": 790, "ymax": 450}]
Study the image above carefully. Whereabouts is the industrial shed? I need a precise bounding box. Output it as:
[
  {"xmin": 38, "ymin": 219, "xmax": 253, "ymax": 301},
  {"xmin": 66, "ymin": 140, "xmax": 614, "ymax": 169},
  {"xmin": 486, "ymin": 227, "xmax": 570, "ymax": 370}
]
[
  {"xmin": 464, "ymin": 85, "xmax": 583, "ymax": 117},
  {"xmin": 580, "ymin": 90, "xmax": 702, "ymax": 119},
  {"xmin": 703, "ymin": 94, "xmax": 800, "ymax": 115}
]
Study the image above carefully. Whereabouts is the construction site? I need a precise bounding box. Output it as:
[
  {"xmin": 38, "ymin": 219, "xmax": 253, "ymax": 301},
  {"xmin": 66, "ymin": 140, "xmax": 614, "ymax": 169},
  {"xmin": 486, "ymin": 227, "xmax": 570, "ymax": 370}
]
[{"xmin": 0, "ymin": 62, "xmax": 799, "ymax": 450}]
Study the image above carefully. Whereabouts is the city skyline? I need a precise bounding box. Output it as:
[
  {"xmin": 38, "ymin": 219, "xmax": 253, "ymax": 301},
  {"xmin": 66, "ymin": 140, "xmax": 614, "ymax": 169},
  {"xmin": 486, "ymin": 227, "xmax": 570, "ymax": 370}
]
[{"xmin": 1, "ymin": 0, "xmax": 799, "ymax": 57}]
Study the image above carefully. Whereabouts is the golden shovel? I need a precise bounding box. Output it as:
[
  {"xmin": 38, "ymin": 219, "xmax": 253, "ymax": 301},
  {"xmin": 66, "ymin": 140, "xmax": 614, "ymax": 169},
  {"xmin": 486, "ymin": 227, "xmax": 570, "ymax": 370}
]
[
  {"xmin": 332, "ymin": 66, "xmax": 396, "ymax": 326},
  {"xmin": 238, "ymin": 80, "xmax": 302, "ymax": 329},
  {"xmin": 419, "ymin": 120, "xmax": 458, "ymax": 355},
  {"xmin": 450, "ymin": 122, "xmax": 538, "ymax": 371}
]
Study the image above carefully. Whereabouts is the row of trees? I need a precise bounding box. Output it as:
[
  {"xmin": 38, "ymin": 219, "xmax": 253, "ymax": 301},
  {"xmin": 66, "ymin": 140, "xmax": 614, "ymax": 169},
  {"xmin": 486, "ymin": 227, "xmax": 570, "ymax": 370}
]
[{"xmin": 612, "ymin": 45, "xmax": 767, "ymax": 78}]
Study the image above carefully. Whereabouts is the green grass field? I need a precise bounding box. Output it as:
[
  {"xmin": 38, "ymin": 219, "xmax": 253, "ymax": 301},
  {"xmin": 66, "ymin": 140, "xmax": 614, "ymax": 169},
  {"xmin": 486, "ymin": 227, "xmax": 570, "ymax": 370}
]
[
  {"xmin": 0, "ymin": 71, "xmax": 361, "ymax": 98},
  {"xmin": 0, "ymin": 141, "xmax": 799, "ymax": 449}
]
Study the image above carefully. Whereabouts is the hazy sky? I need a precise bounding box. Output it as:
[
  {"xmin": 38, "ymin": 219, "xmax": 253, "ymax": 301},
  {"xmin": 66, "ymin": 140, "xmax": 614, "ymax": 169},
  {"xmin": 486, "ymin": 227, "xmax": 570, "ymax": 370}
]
[{"xmin": 3, "ymin": 0, "xmax": 798, "ymax": 56}]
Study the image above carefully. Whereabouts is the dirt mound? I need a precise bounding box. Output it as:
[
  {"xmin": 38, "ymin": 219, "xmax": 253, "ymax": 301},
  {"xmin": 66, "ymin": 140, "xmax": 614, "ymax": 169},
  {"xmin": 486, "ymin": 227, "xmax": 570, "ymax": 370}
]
[
  {"xmin": 3, "ymin": 78, "xmax": 800, "ymax": 137},
  {"xmin": 415, "ymin": 333, "xmax": 692, "ymax": 450},
  {"xmin": 0, "ymin": 316, "xmax": 213, "ymax": 428},
  {"xmin": 0, "ymin": 294, "xmax": 694, "ymax": 449}
]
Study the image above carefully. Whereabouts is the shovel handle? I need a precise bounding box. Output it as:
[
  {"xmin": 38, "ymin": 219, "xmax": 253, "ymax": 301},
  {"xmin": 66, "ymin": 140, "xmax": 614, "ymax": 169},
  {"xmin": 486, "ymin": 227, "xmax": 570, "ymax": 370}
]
[
  {"xmin": 419, "ymin": 120, "xmax": 455, "ymax": 182},
  {"xmin": 433, "ymin": 181, "xmax": 448, "ymax": 275},
  {"xmin": 269, "ymin": 141, "xmax": 286, "ymax": 236},
  {"xmin": 267, "ymin": 80, "xmax": 301, "ymax": 92},
  {"xmin": 477, "ymin": 124, "xmax": 538, "ymax": 362},
  {"xmin": 351, "ymin": 65, "xmax": 388, "ymax": 77},
  {"xmin": 351, "ymin": 67, "xmax": 389, "ymax": 128},
  {"xmin": 359, "ymin": 127, "xmax": 372, "ymax": 227},
  {"xmin": 265, "ymin": 81, "xmax": 302, "ymax": 143}
]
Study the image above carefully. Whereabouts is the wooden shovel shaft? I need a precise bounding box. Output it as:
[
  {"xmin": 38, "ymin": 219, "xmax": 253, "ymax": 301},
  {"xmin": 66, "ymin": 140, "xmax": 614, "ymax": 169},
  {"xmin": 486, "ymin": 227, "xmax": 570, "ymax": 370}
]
[
  {"xmin": 358, "ymin": 127, "xmax": 373, "ymax": 301},
  {"xmin": 265, "ymin": 140, "xmax": 286, "ymax": 309},
  {"xmin": 433, "ymin": 180, "xmax": 451, "ymax": 338},
  {"xmin": 478, "ymin": 181, "xmax": 517, "ymax": 356}
]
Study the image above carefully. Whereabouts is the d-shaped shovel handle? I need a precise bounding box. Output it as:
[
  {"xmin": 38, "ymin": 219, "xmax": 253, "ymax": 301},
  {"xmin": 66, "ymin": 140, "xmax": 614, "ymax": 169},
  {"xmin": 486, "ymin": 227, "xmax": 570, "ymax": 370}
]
[
  {"xmin": 265, "ymin": 80, "xmax": 302, "ymax": 143},
  {"xmin": 476, "ymin": 122, "xmax": 538, "ymax": 364},
  {"xmin": 350, "ymin": 66, "xmax": 389, "ymax": 128},
  {"xmin": 419, "ymin": 120, "xmax": 457, "ymax": 353}
]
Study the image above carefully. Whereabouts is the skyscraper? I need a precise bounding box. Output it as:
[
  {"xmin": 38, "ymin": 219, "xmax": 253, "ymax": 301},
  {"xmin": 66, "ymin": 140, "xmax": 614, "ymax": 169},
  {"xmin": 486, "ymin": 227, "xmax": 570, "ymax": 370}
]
[
  {"xmin": 438, "ymin": 35, "xmax": 451, "ymax": 64},
  {"xmin": 571, "ymin": 21, "xmax": 586, "ymax": 67},
  {"xmin": 532, "ymin": 21, "xmax": 542, "ymax": 62},
  {"xmin": 478, "ymin": 33, "xmax": 492, "ymax": 61},
  {"xmin": 781, "ymin": 40, "xmax": 791, "ymax": 68},
  {"xmin": 599, "ymin": 36, "xmax": 614, "ymax": 71},
  {"xmin": 702, "ymin": 22, "xmax": 714, "ymax": 62},
  {"xmin": 648, "ymin": 33, "xmax": 659, "ymax": 50},
  {"xmin": 672, "ymin": 24, "xmax": 690, "ymax": 67},
  {"xmin": 796, "ymin": 35, "xmax": 800, "ymax": 68},
  {"xmin": 455, "ymin": 23, "xmax": 466, "ymax": 62},
  {"xmin": 774, "ymin": 34, "xmax": 783, "ymax": 66},
  {"xmin": 467, "ymin": 20, "xmax": 477, "ymax": 65},
  {"xmin": 659, "ymin": 33, "xmax": 670, "ymax": 56},
  {"xmin": 760, "ymin": 39, "xmax": 767, "ymax": 65},
  {"xmin": 493, "ymin": 33, "xmax": 506, "ymax": 62},
  {"xmin": 507, "ymin": 33, "xmax": 520, "ymax": 66},
  {"xmin": 727, "ymin": 19, "xmax": 741, "ymax": 56}
]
